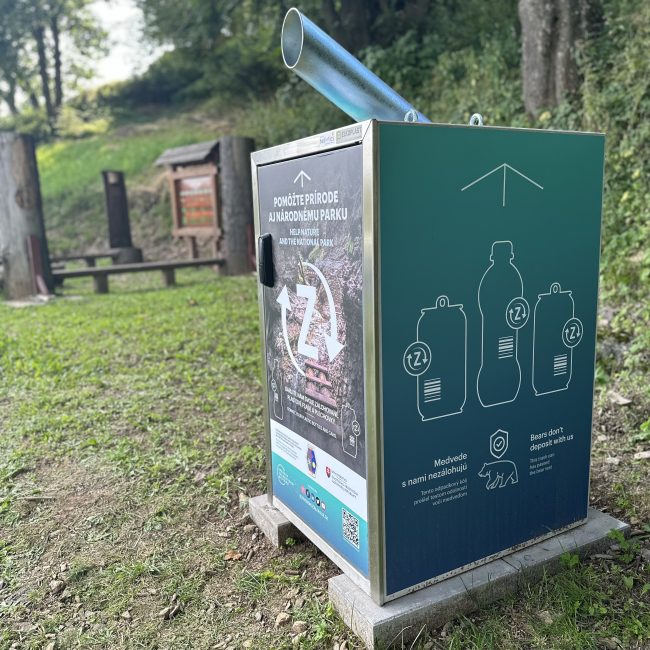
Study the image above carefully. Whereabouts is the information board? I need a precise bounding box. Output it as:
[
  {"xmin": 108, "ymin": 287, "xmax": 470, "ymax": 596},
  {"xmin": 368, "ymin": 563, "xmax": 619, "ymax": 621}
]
[
  {"xmin": 258, "ymin": 145, "xmax": 368, "ymax": 577},
  {"xmin": 176, "ymin": 175, "xmax": 215, "ymax": 227},
  {"xmin": 379, "ymin": 123, "xmax": 604, "ymax": 599}
]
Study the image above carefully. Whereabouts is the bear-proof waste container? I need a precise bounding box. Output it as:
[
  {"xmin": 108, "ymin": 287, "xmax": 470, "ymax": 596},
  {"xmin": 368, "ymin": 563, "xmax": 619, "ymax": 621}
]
[{"xmin": 252, "ymin": 119, "xmax": 605, "ymax": 605}]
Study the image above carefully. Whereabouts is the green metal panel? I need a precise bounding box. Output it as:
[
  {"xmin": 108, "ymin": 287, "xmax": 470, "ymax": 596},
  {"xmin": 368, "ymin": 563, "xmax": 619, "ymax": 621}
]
[{"xmin": 378, "ymin": 122, "xmax": 604, "ymax": 599}]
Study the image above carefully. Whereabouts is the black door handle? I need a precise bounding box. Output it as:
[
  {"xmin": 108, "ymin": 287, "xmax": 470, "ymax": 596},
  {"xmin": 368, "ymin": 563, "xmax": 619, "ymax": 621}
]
[{"xmin": 258, "ymin": 234, "xmax": 274, "ymax": 287}]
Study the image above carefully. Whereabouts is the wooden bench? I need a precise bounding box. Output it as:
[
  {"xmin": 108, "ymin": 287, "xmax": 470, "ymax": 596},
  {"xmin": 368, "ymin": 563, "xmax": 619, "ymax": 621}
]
[
  {"xmin": 50, "ymin": 250, "xmax": 122, "ymax": 267},
  {"xmin": 52, "ymin": 257, "xmax": 224, "ymax": 294}
]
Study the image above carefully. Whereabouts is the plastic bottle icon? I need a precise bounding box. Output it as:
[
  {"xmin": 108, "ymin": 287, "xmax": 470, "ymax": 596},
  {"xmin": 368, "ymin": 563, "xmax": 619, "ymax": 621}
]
[
  {"xmin": 477, "ymin": 241, "xmax": 524, "ymax": 407},
  {"xmin": 340, "ymin": 403, "xmax": 360, "ymax": 457},
  {"xmin": 533, "ymin": 283, "xmax": 580, "ymax": 395},
  {"xmin": 416, "ymin": 295, "xmax": 467, "ymax": 421},
  {"xmin": 271, "ymin": 359, "xmax": 284, "ymax": 420}
]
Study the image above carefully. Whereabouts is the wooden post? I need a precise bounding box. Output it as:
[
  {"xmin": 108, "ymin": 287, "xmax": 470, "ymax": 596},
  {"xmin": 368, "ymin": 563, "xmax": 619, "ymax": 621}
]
[
  {"xmin": 187, "ymin": 236, "xmax": 199, "ymax": 260},
  {"xmin": 93, "ymin": 274, "xmax": 109, "ymax": 294},
  {"xmin": 161, "ymin": 268, "xmax": 176, "ymax": 287},
  {"xmin": 101, "ymin": 170, "xmax": 142, "ymax": 264},
  {"xmin": 0, "ymin": 132, "xmax": 54, "ymax": 298},
  {"xmin": 102, "ymin": 170, "xmax": 132, "ymax": 248},
  {"xmin": 218, "ymin": 136, "xmax": 255, "ymax": 275}
]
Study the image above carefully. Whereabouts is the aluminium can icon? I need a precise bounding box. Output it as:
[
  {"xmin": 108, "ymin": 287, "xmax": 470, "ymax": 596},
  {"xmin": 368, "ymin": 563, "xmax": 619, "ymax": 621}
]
[
  {"xmin": 415, "ymin": 295, "xmax": 467, "ymax": 421},
  {"xmin": 532, "ymin": 282, "xmax": 581, "ymax": 395}
]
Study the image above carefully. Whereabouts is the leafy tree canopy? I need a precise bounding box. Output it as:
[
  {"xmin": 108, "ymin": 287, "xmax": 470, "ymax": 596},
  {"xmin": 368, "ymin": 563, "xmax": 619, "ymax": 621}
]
[{"xmin": 0, "ymin": 0, "xmax": 106, "ymax": 128}]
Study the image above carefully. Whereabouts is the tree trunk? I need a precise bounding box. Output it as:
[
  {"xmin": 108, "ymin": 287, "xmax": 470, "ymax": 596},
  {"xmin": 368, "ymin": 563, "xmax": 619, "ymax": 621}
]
[
  {"xmin": 321, "ymin": 0, "xmax": 342, "ymax": 44},
  {"xmin": 553, "ymin": 0, "xmax": 584, "ymax": 105},
  {"xmin": 341, "ymin": 0, "xmax": 371, "ymax": 50},
  {"xmin": 7, "ymin": 85, "xmax": 18, "ymax": 115},
  {"xmin": 0, "ymin": 79, "xmax": 18, "ymax": 115},
  {"xmin": 51, "ymin": 14, "xmax": 63, "ymax": 109},
  {"xmin": 33, "ymin": 25, "xmax": 55, "ymax": 123},
  {"xmin": 218, "ymin": 136, "xmax": 255, "ymax": 276},
  {"xmin": 518, "ymin": 0, "xmax": 586, "ymax": 117},
  {"xmin": 320, "ymin": 0, "xmax": 379, "ymax": 52},
  {"xmin": 0, "ymin": 133, "xmax": 54, "ymax": 298}
]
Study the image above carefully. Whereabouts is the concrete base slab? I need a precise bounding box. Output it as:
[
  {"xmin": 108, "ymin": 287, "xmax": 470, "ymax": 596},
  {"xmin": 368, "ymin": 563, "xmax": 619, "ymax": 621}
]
[
  {"xmin": 248, "ymin": 494, "xmax": 303, "ymax": 548},
  {"xmin": 329, "ymin": 509, "xmax": 628, "ymax": 649}
]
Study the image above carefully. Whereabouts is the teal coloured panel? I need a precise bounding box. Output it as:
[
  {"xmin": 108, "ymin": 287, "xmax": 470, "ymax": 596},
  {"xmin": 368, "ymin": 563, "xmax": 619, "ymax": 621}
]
[{"xmin": 378, "ymin": 122, "xmax": 604, "ymax": 598}]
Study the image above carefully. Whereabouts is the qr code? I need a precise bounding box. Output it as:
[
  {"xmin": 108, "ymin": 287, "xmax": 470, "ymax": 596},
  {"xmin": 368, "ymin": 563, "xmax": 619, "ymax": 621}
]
[{"xmin": 342, "ymin": 508, "xmax": 360, "ymax": 549}]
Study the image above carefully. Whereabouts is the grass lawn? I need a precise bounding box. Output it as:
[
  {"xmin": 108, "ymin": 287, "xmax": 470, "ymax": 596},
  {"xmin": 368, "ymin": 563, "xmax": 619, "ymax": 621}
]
[{"xmin": 0, "ymin": 272, "xmax": 648, "ymax": 649}]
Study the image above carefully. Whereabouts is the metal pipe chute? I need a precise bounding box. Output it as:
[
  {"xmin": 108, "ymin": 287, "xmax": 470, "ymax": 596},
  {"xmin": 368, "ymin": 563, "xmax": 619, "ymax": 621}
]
[{"xmin": 281, "ymin": 8, "xmax": 430, "ymax": 124}]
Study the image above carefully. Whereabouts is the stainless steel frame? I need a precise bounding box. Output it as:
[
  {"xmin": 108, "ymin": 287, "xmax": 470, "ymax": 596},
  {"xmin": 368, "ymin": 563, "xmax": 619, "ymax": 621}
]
[
  {"xmin": 362, "ymin": 122, "xmax": 385, "ymax": 603},
  {"xmin": 251, "ymin": 119, "xmax": 595, "ymax": 606},
  {"xmin": 250, "ymin": 121, "xmax": 378, "ymax": 598}
]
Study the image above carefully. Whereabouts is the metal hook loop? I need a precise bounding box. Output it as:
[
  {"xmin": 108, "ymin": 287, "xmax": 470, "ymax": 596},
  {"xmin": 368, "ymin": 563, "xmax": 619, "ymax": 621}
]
[{"xmin": 404, "ymin": 109, "xmax": 419, "ymax": 123}]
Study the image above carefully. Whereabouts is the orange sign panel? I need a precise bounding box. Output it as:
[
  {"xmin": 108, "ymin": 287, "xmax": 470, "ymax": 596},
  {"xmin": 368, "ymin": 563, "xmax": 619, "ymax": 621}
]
[{"xmin": 177, "ymin": 176, "xmax": 214, "ymax": 227}]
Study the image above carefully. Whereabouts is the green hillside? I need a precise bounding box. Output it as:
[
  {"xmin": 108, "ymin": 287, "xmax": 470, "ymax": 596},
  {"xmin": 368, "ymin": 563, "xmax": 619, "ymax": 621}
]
[{"xmin": 37, "ymin": 112, "xmax": 232, "ymax": 257}]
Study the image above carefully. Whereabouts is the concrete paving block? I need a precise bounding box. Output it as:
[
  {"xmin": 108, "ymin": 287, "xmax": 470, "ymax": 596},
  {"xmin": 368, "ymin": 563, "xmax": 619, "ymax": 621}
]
[
  {"xmin": 248, "ymin": 494, "xmax": 303, "ymax": 548},
  {"xmin": 328, "ymin": 509, "xmax": 628, "ymax": 649},
  {"xmin": 330, "ymin": 560, "xmax": 517, "ymax": 650},
  {"xmin": 502, "ymin": 508, "xmax": 629, "ymax": 584}
]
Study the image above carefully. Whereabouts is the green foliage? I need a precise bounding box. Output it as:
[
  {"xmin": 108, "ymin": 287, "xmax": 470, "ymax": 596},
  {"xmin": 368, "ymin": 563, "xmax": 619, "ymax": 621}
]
[
  {"xmin": 0, "ymin": 3, "xmax": 645, "ymax": 641},
  {"xmin": 581, "ymin": 0, "xmax": 650, "ymax": 304},
  {"xmin": 97, "ymin": 51, "xmax": 206, "ymax": 111},
  {"xmin": 419, "ymin": 35, "xmax": 523, "ymax": 126},
  {"xmin": 632, "ymin": 419, "xmax": 650, "ymax": 444},
  {"xmin": 123, "ymin": 0, "xmax": 523, "ymax": 114},
  {"xmin": 575, "ymin": 0, "xmax": 650, "ymax": 388},
  {"xmin": 362, "ymin": 0, "xmax": 518, "ymax": 97},
  {"xmin": 0, "ymin": 0, "xmax": 106, "ymax": 125},
  {"xmin": 561, "ymin": 552, "xmax": 581, "ymax": 569},
  {"xmin": 607, "ymin": 529, "xmax": 641, "ymax": 564},
  {"xmin": 238, "ymin": 83, "xmax": 345, "ymax": 150},
  {"xmin": 53, "ymin": 104, "xmax": 110, "ymax": 138},
  {"xmin": 0, "ymin": 106, "xmax": 53, "ymax": 140},
  {"xmin": 130, "ymin": 0, "xmax": 284, "ymax": 105}
]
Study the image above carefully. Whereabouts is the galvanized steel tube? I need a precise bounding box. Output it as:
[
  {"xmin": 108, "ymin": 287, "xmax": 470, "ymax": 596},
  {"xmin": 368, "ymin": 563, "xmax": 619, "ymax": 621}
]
[{"xmin": 281, "ymin": 8, "xmax": 430, "ymax": 124}]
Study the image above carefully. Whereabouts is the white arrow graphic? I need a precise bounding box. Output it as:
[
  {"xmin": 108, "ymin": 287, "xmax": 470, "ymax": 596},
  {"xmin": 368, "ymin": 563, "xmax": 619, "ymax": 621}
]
[
  {"xmin": 293, "ymin": 170, "xmax": 311, "ymax": 188},
  {"xmin": 461, "ymin": 163, "xmax": 543, "ymax": 207},
  {"xmin": 277, "ymin": 286, "xmax": 305, "ymax": 376},
  {"xmin": 304, "ymin": 262, "xmax": 344, "ymax": 361}
]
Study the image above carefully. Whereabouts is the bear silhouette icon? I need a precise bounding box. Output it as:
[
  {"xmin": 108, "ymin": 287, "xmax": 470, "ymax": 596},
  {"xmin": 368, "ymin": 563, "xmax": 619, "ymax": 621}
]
[{"xmin": 478, "ymin": 460, "xmax": 518, "ymax": 489}]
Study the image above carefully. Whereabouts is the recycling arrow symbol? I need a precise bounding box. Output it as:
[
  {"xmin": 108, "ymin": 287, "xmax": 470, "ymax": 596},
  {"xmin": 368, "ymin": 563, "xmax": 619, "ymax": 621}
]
[
  {"xmin": 304, "ymin": 262, "xmax": 344, "ymax": 362},
  {"xmin": 277, "ymin": 286, "xmax": 304, "ymax": 376},
  {"xmin": 276, "ymin": 263, "xmax": 344, "ymax": 374},
  {"xmin": 505, "ymin": 297, "xmax": 530, "ymax": 329}
]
